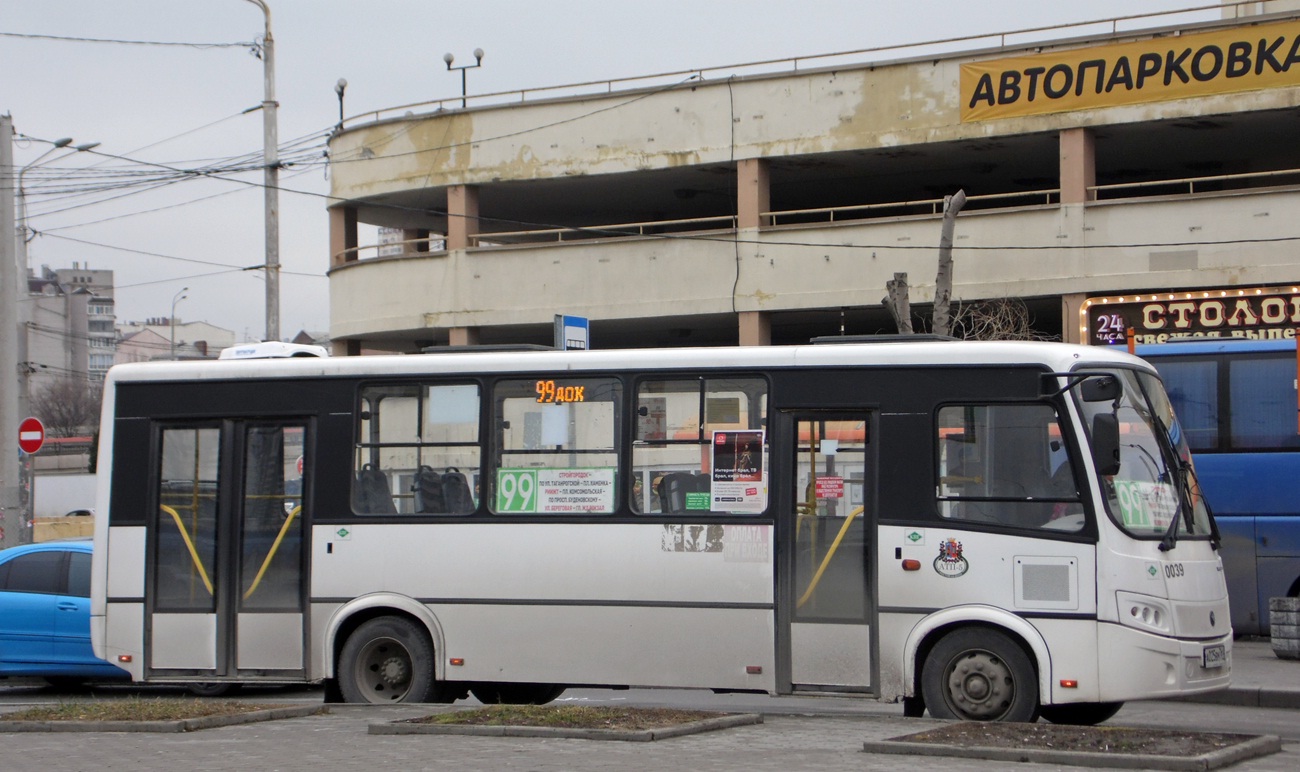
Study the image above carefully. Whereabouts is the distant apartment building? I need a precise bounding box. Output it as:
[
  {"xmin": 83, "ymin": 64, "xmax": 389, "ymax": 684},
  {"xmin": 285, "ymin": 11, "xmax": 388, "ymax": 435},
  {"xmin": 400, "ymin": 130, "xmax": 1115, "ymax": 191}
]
[
  {"xmin": 22, "ymin": 264, "xmax": 114, "ymax": 409},
  {"xmin": 22, "ymin": 262, "xmax": 239, "ymax": 421},
  {"xmin": 116, "ymin": 318, "xmax": 237, "ymax": 361}
]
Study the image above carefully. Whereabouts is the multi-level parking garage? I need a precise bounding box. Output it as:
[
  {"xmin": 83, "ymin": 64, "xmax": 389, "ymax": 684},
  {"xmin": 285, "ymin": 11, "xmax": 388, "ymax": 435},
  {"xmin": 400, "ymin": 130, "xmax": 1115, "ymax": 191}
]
[{"xmin": 326, "ymin": 1, "xmax": 1300, "ymax": 352}]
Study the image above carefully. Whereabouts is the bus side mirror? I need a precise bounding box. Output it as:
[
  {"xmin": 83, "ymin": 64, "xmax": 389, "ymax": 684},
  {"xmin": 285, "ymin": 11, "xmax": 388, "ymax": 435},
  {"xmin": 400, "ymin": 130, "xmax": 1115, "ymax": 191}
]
[
  {"xmin": 1081, "ymin": 375, "xmax": 1120, "ymax": 402},
  {"xmin": 1092, "ymin": 413, "xmax": 1121, "ymax": 476}
]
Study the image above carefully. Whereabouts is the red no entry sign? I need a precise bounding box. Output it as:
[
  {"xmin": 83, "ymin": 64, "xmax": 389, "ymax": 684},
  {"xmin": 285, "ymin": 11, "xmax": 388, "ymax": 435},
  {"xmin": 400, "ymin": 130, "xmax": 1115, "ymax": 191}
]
[{"xmin": 18, "ymin": 416, "xmax": 45, "ymax": 454}]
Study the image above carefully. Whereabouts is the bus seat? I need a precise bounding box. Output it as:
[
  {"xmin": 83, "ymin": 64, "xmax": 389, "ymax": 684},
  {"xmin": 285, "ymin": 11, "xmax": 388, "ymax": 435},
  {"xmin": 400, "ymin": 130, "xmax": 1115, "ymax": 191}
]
[
  {"xmin": 412, "ymin": 466, "xmax": 475, "ymax": 514},
  {"xmin": 412, "ymin": 465, "xmax": 446, "ymax": 513},
  {"xmin": 353, "ymin": 463, "xmax": 397, "ymax": 514},
  {"xmin": 657, "ymin": 472, "xmax": 712, "ymax": 514}
]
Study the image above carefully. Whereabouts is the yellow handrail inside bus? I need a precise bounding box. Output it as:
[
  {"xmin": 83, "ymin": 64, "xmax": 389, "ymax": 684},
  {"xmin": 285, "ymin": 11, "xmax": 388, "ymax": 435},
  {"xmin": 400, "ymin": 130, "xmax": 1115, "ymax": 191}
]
[
  {"xmin": 160, "ymin": 504, "xmax": 213, "ymax": 595},
  {"xmin": 243, "ymin": 505, "xmax": 301, "ymax": 600},
  {"xmin": 796, "ymin": 504, "xmax": 864, "ymax": 609}
]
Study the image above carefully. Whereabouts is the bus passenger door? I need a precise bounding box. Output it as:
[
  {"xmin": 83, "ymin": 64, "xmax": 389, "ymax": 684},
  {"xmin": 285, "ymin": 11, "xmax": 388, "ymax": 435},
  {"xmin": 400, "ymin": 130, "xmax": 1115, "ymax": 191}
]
[
  {"xmin": 782, "ymin": 414, "xmax": 875, "ymax": 693},
  {"xmin": 148, "ymin": 421, "xmax": 308, "ymax": 680}
]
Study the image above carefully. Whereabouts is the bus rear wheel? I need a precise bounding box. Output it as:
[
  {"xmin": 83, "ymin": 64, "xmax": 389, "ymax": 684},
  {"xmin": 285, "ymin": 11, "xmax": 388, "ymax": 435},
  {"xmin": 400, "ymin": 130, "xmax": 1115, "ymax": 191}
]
[
  {"xmin": 339, "ymin": 617, "xmax": 436, "ymax": 703},
  {"xmin": 922, "ymin": 628, "xmax": 1039, "ymax": 722},
  {"xmin": 1039, "ymin": 701, "xmax": 1124, "ymax": 725},
  {"xmin": 470, "ymin": 683, "xmax": 567, "ymax": 705}
]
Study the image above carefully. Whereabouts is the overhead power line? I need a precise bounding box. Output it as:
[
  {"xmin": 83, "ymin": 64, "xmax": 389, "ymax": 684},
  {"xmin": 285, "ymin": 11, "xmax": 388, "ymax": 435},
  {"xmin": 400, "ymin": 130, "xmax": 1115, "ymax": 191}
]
[{"xmin": 0, "ymin": 30, "xmax": 252, "ymax": 48}]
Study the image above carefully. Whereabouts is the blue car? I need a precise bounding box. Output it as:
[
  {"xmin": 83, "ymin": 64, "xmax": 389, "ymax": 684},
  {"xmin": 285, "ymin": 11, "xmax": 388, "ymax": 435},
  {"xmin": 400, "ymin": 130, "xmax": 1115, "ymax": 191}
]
[{"xmin": 0, "ymin": 540, "xmax": 129, "ymax": 684}]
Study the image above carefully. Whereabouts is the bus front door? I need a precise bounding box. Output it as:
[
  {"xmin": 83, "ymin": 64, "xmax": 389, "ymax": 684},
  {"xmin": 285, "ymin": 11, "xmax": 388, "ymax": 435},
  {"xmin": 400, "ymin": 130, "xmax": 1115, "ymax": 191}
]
[
  {"xmin": 783, "ymin": 414, "xmax": 875, "ymax": 693},
  {"xmin": 148, "ymin": 421, "xmax": 308, "ymax": 681}
]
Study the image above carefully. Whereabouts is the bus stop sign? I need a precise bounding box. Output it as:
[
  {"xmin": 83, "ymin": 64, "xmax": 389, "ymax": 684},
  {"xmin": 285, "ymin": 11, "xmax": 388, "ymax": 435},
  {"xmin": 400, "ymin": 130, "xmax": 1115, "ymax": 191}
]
[{"xmin": 18, "ymin": 417, "xmax": 45, "ymax": 454}]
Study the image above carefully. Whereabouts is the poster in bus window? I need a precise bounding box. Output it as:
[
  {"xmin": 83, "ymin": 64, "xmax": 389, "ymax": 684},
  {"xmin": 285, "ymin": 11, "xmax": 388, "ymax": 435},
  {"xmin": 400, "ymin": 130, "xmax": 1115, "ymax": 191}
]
[{"xmin": 710, "ymin": 430, "xmax": 766, "ymax": 513}]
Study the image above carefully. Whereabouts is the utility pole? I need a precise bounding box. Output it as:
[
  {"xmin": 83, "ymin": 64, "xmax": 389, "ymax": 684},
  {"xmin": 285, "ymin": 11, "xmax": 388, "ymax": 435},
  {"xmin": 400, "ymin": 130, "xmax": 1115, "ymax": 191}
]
[
  {"xmin": 1, "ymin": 113, "xmax": 26, "ymax": 548},
  {"xmin": 246, "ymin": 0, "xmax": 280, "ymax": 342}
]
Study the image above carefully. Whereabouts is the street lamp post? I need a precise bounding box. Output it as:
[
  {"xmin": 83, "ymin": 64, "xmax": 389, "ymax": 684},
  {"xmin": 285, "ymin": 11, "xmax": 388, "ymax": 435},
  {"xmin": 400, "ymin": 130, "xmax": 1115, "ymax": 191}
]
[
  {"xmin": 16, "ymin": 140, "xmax": 100, "ymax": 285},
  {"xmin": 14, "ymin": 137, "xmax": 100, "ymax": 424},
  {"xmin": 170, "ymin": 288, "xmax": 189, "ymax": 360},
  {"xmin": 335, "ymin": 78, "xmax": 347, "ymax": 130},
  {"xmin": 2, "ymin": 113, "xmax": 22, "ymax": 548},
  {"xmin": 244, "ymin": 0, "xmax": 280, "ymax": 343},
  {"xmin": 2, "ymin": 124, "xmax": 102, "ymax": 549},
  {"xmin": 443, "ymin": 49, "xmax": 484, "ymax": 108}
]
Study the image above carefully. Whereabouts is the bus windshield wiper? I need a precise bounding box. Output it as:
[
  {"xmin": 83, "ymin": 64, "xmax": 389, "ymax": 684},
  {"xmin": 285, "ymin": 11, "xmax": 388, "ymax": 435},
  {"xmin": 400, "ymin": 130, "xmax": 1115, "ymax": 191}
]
[
  {"xmin": 1153, "ymin": 421, "xmax": 1189, "ymax": 553},
  {"xmin": 1158, "ymin": 491, "xmax": 1182, "ymax": 552},
  {"xmin": 1178, "ymin": 458, "xmax": 1220, "ymax": 551}
]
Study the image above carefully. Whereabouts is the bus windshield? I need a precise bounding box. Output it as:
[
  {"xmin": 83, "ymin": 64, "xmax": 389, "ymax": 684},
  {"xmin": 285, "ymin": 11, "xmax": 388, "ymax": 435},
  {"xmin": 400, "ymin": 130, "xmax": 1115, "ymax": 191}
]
[{"xmin": 1080, "ymin": 368, "xmax": 1215, "ymax": 543}]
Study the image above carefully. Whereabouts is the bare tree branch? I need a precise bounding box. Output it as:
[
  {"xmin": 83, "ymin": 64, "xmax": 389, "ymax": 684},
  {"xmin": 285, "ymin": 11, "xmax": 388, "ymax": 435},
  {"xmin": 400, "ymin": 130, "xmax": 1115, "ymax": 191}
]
[
  {"xmin": 950, "ymin": 297, "xmax": 1058, "ymax": 341},
  {"xmin": 31, "ymin": 378, "xmax": 103, "ymax": 437}
]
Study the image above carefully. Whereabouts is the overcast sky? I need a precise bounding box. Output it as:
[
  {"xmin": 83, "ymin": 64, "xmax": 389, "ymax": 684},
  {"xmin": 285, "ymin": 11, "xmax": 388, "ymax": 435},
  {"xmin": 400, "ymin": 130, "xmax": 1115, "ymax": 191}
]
[{"xmin": 4, "ymin": 0, "xmax": 1217, "ymax": 341}]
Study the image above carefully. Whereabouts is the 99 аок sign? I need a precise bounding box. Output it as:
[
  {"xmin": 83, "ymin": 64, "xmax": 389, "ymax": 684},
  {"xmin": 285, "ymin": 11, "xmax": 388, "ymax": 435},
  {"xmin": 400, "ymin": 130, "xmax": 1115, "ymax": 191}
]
[{"xmin": 1082, "ymin": 287, "xmax": 1300, "ymax": 346}]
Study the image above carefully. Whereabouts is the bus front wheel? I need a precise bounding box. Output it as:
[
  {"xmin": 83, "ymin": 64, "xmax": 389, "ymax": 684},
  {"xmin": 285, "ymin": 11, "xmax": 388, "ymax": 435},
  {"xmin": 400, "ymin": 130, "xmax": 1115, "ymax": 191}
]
[
  {"xmin": 921, "ymin": 628, "xmax": 1039, "ymax": 722},
  {"xmin": 339, "ymin": 617, "xmax": 436, "ymax": 703}
]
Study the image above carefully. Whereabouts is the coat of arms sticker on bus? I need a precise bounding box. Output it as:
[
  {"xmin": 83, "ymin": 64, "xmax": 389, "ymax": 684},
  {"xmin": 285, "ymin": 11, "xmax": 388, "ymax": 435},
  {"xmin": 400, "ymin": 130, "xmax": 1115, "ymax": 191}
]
[{"xmin": 934, "ymin": 538, "xmax": 969, "ymax": 578}]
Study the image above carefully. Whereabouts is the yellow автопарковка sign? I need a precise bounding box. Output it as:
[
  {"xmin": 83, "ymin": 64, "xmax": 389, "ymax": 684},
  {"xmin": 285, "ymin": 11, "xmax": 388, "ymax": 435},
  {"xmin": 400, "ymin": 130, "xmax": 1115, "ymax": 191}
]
[{"xmin": 961, "ymin": 19, "xmax": 1300, "ymax": 122}]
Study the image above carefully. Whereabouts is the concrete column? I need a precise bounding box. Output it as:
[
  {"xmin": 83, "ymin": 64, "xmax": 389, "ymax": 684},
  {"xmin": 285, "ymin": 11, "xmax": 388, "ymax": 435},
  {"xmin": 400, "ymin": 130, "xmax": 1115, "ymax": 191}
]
[
  {"xmin": 447, "ymin": 185, "xmax": 480, "ymax": 250},
  {"xmin": 402, "ymin": 228, "xmax": 430, "ymax": 254},
  {"xmin": 332, "ymin": 339, "xmax": 361, "ymax": 357},
  {"xmin": 738, "ymin": 311, "xmax": 771, "ymax": 347},
  {"xmin": 737, "ymin": 158, "xmax": 771, "ymax": 230},
  {"xmin": 1061, "ymin": 292, "xmax": 1088, "ymax": 344},
  {"xmin": 329, "ymin": 206, "xmax": 358, "ymax": 267},
  {"xmin": 1059, "ymin": 128, "xmax": 1096, "ymax": 205},
  {"xmin": 449, "ymin": 327, "xmax": 480, "ymax": 347}
]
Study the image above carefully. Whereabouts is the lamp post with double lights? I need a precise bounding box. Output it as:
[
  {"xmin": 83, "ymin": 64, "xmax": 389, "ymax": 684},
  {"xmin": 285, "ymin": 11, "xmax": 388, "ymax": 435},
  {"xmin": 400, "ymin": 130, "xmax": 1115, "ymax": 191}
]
[
  {"xmin": 443, "ymin": 49, "xmax": 484, "ymax": 108},
  {"xmin": 16, "ymin": 138, "xmax": 100, "ymax": 294},
  {"xmin": 170, "ymin": 288, "xmax": 189, "ymax": 360},
  {"xmin": 2, "ymin": 123, "xmax": 101, "ymax": 548},
  {"xmin": 14, "ymin": 136, "xmax": 100, "ymax": 444}
]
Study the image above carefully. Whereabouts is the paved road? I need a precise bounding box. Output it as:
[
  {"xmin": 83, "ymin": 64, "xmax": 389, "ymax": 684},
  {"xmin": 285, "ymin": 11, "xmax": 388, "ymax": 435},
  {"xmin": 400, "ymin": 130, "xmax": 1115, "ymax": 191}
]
[{"xmin": 1, "ymin": 638, "xmax": 1297, "ymax": 770}]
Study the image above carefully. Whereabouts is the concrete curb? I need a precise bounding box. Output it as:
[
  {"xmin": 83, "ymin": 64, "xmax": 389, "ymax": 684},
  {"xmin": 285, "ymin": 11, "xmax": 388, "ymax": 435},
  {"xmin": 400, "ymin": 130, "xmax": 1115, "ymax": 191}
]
[
  {"xmin": 0, "ymin": 704, "xmax": 326, "ymax": 733},
  {"xmin": 860, "ymin": 734, "xmax": 1282, "ymax": 770},
  {"xmin": 369, "ymin": 712, "xmax": 762, "ymax": 741},
  {"xmin": 1178, "ymin": 687, "xmax": 1300, "ymax": 710}
]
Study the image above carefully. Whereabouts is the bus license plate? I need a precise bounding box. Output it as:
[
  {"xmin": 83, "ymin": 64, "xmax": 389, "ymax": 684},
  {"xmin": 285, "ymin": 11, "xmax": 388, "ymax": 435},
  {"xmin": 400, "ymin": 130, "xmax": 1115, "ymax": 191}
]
[{"xmin": 1202, "ymin": 644, "xmax": 1227, "ymax": 669}]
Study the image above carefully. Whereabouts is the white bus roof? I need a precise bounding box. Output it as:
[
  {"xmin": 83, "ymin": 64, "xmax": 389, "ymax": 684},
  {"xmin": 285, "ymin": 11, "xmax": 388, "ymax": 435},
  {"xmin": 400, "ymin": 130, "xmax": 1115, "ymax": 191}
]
[
  {"xmin": 217, "ymin": 341, "xmax": 330, "ymax": 360},
  {"xmin": 108, "ymin": 339, "xmax": 1151, "ymax": 385}
]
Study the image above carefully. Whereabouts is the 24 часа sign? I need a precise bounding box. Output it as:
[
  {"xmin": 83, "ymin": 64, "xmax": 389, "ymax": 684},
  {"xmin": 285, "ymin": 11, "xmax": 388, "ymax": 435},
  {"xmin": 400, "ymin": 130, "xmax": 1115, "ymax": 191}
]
[{"xmin": 1082, "ymin": 287, "xmax": 1300, "ymax": 346}]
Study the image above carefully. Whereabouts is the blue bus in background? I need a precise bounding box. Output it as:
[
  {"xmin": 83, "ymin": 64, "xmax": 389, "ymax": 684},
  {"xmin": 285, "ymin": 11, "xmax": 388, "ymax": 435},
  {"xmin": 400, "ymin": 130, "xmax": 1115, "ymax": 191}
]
[{"xmin": 1136, "ymin": 338, "xmax": 1300, "ymax": 636}]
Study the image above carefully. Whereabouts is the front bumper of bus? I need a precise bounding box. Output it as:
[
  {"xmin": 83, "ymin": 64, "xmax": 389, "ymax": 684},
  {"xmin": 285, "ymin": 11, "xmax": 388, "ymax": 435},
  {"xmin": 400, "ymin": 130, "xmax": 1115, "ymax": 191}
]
[{"xmin": 1097, "ymin": 623, "xmax": 1232, "ymax": 701}]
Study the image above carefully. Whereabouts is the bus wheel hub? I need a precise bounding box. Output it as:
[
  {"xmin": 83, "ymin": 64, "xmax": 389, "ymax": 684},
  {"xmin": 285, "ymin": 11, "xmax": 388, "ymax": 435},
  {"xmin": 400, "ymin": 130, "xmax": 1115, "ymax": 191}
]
[{"xmin": 381, "ymin": 657, "xmax": 408, "ymax": 685}]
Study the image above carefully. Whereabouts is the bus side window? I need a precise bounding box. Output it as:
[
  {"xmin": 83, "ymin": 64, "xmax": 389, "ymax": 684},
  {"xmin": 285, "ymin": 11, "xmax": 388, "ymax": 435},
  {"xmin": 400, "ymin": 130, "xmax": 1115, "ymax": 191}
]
[
  {"xmin": 633, "ymin": 377, "xmax": 767, "ymax": 516},
  {"xmin": 936, "ymin": 404, "xmax": 1083, "ymax": 532},
  {"xmin": 353, "ymin": 383, "xmax": 482, "ymax": 516}
]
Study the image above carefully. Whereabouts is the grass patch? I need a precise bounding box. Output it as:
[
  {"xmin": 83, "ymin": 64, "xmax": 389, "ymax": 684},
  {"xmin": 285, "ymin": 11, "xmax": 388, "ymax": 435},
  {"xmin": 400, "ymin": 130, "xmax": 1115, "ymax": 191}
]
[
  {"xmin": 895, "ymin": 722, "xmax": 1258, "ymax": 757},
  {"xmin": 1, "ymin": 697, "xmax": 284, "ymax": 723},
  {"xmin": 406, "ymin": 705, "xmax": 723, "ymax": 731}
]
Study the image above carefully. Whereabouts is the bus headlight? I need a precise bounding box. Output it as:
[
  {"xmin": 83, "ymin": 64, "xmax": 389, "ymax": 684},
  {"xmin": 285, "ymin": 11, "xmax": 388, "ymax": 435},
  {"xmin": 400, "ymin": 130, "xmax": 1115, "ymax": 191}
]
[{"xmin": 1116, "ymin": 591, "xmax": 1173, "ymax": 635}]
